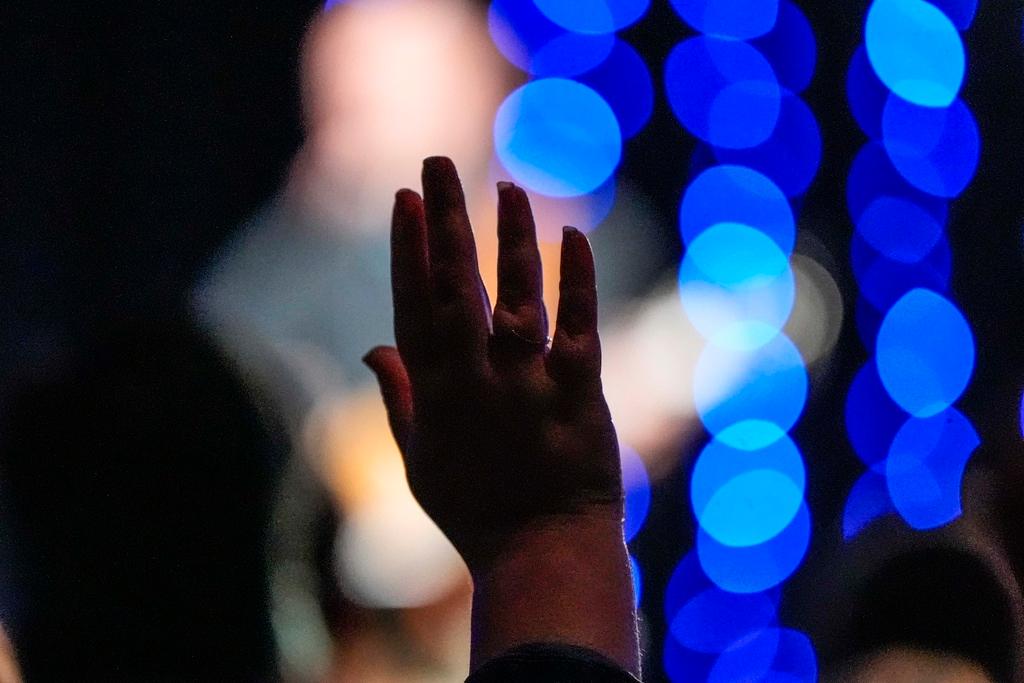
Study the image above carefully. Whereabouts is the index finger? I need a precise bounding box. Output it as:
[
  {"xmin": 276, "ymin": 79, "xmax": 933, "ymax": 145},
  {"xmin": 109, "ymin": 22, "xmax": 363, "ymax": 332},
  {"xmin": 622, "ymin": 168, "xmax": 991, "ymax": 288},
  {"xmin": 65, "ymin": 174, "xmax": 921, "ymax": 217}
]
[{"xmin": 391, "ymin": 188, "xmax": 433, "ymax": 373}]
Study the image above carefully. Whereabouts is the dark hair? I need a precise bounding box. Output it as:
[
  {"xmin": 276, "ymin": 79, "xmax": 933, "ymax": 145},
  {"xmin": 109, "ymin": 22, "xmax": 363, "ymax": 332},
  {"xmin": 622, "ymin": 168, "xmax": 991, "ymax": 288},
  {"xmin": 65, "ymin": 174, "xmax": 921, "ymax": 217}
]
[{"xmin": 3, "ymin": 315, "xmax": 290, "ymax": 679}]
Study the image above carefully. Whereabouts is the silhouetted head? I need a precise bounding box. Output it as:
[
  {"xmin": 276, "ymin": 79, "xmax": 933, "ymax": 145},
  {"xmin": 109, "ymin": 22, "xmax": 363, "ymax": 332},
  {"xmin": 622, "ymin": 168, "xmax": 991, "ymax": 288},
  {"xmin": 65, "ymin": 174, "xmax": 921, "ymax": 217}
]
[
  {"xmin": 3, "ymin": 316, "xmax": 289, "ymax": 680},
  {"xmin": 850, "ymin": 546, "xmax": 1017, "ymax": 682}
]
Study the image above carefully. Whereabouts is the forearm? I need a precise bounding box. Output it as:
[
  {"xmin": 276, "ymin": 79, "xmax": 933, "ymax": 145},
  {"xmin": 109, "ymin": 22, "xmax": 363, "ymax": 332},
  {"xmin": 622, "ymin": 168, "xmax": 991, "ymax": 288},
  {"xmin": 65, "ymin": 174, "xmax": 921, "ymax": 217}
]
[{"xmin": 468, "ymin": 512, "xmax": 640, "ymax": 677}]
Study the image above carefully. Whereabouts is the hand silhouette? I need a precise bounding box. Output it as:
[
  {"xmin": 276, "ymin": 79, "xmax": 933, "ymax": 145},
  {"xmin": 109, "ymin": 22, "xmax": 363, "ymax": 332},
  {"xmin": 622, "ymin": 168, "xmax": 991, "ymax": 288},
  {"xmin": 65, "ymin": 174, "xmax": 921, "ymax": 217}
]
[
  {"xmin": 365, "ymin": 156, "xmax": 623, "ymax": 571},
  {"xmin": 365, "ymin": 157, "xmax": 637, "ymax": 674}
]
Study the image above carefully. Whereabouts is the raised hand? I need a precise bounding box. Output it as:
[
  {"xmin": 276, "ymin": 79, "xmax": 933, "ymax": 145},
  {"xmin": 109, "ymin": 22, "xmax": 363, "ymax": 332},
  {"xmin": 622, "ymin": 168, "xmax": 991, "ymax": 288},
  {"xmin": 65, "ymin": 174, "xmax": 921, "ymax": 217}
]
[{"xmin": 364, "ymin": 157, "xmax": 638, "ymax": 674}]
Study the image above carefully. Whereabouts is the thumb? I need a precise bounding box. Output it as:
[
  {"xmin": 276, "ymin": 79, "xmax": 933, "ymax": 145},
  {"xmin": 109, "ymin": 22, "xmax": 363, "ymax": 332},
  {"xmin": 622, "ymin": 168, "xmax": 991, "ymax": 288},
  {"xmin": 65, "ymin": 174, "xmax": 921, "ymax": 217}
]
[{"xmin": 363, "ymin": 346, "xmax": 414, "ymax": 451}]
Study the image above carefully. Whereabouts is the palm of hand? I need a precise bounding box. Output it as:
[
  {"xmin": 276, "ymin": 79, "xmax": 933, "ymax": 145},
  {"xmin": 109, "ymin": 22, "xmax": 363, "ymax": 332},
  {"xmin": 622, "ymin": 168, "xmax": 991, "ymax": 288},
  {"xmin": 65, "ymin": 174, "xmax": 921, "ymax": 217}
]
[
  {"xmin": 406, "ymin": 354, "xmax": 621, "ymax": 568},
  {"xmin": 365, "ymin": 158, "xmax": 623, "ymax": 573}
]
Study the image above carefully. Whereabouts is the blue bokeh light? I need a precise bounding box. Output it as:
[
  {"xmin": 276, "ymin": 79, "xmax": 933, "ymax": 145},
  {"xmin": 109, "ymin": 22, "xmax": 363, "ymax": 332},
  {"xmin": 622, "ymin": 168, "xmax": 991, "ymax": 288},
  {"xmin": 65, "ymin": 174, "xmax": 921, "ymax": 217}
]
[
  {"xmin": 488, "ymin": 0, "xmax": 614, "ymax": 77},
  {"xmin": 691, "ymin": 430, "xmax": 806, "ymax": 547},
  {"xmin": 843, "ymin": 470, "xmax": 897, "ymax": 540},
  {"xmin": 664, "ymin": 631, "xmax": 716, "ymax": 682},
  {"xmin": 622, "ymin": 444, "xmax": 651, "ymax": 542},
  {"xmin": 697, "ymin": 501, "xmax": 811, "ymax": 593},
  {"xmin": 763, "ymin": 629, "xmax": 819, "ymax": 682},
  {"xmin": 751, "ymin": 0, "xmax": 816, "ymax": 94},
  {"xmin": 715, "ymin": 91, "xmax": 822, "ymax": 198},
  {"xmin": 887, "ymin": 408, "xmax": 979, "ymax": 529},
  {"xmin": 847, "ymin": 143, "xmax": 949, "ymax": 227},
  {"xmin": 678, "ymin": 226, "xmax": 796, "ymax": 348},
  {"xmin": 670, "ymin": 0, "xmax": 780, "ymax": 40},
  {"xmin": 661, "ymin": 0, "xmax": 819, "ymax": 668},
  {"xmin": 709, "ymin": 628, "xmax": 818, "ymax": 683},
  {"xmin": 882, "ymin": 96, "xmax": 980, "ymax": 198},
  {"xmin": 694, "ymin": 337, "xmax": 808, "ymax": 444},
  {"xmin": 851, "ymin": 232, "xmax": 952, "ymax": 313},
  {"xmin": 665, "ymin": 37, "xmax": 782, "ymax": 150},
  {"xmin": 494, "ymin": 79, "xmax": 622, "ymax": 197},
  {"xmin": 551, "ymin": 181, "xmax": 618, "ymax": 239},
  {"xmin": 714, "ymin": 420, "xmax": 789, "ymax": 451},
  {"xmin": 490, "ymin": 159, "xmax": 617, "ymax": 239},
  {"xmin": 707, "ymin": 627, "xmax": 780, "ymax": 683},
  {"xmin": 701, "ymin": 472, "xmax": 800, "ymax": 552},
  {"xmin": 845, "ymin": 360, "xmax": 907, "ymax": 468},
  {"xmin": 576, "ymin": 176, "xmax": 618, "ymax": 234},
  {"xmin": 671, "ymin": 587, "xmax": 777, "ymax": 655},
  {"xmin": 847, "ymin": 45, "xmax": 888, "ymax": 139},
  {"xmin": 876, "ymin": 288, "xmax": 975, "ymax": 417},
  {"xmin": 679, "ymin": 165, "xmax": 795, "ymax": 253},
  {"xmin": 857, "ymin": 196, "xmax": 945, "ymax": 264},
  {"xmin": 533, "ymin": 0, "xmax": 650, "ymax": 35},
  {"xmin": 664, "ymin": 552, "xmax": 779, "ymax": 651},
  {"xmin": 865, "ymin": 0, "xmax": 965, "ymax": 108},
  {"xmin": 577, "ymin": 39, "xmax": 654, "ymax": 139},
  {"xmin": 929, "ymin": 0, "xmax": 978, "ymax": 29}
]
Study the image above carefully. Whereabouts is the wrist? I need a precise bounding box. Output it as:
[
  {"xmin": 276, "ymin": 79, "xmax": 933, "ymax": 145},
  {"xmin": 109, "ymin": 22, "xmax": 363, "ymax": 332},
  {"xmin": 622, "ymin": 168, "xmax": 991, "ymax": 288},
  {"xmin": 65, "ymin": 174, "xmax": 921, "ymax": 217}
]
[{"xmin": 468, "ymin": 510, "xmax": 640, "ymax": 676}]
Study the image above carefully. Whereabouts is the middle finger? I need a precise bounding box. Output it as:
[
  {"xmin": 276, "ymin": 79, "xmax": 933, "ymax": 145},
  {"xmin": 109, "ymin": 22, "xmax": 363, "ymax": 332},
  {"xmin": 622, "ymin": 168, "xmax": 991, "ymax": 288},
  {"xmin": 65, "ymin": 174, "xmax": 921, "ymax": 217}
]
[{"xmin": 421, "ymin": 156, "xmax": 491, "ymax": 369}]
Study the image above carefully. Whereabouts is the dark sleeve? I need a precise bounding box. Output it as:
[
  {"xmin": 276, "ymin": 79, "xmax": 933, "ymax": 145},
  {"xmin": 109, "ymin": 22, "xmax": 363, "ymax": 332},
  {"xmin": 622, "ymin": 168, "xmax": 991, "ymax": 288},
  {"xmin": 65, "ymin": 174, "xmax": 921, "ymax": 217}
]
[{"xmin": 466, "ymin": 643, "xmax": 641, "ymax": 683}]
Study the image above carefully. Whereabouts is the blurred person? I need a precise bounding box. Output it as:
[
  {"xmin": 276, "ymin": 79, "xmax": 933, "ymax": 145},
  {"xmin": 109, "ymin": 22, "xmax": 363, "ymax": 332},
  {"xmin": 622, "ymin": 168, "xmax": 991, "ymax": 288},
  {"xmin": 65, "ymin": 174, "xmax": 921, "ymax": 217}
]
[
  {"xmin": 199, "ymin": 0, "xmax": 631, "ymax": 397},
  {"xmin": 295, "ymin": 0, "xmax": 508, "ymax": 236},
  {"xmin": 200, "ymin": 0, "xmax": 517, "ymax": 395}
]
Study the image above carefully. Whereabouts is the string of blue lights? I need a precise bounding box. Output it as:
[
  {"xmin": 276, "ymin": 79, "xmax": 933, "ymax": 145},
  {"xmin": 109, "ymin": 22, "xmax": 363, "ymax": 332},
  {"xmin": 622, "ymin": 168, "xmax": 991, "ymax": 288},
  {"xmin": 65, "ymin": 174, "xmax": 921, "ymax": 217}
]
[
  {"xmin": 489, "ymin": 0, "xmax": 653, "ymax": 207},
  {"xmin": 662, "ymin": 1, "xmax": 818, "ymax": 680},
  {"xmin": 487, "ymin": 0, "xmax": 655, "ymax": 609},
  {"xmin": 842, "ymin": 0, "xmax": 982, "ymax": 540}
]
